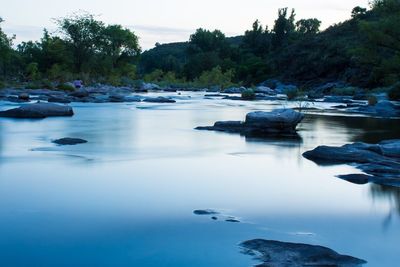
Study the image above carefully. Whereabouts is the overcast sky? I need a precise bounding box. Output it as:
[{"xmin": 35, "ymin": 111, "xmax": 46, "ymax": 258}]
[{"xmin": 1, "ymin": 0, "xmax": 369, "ymax": 50}]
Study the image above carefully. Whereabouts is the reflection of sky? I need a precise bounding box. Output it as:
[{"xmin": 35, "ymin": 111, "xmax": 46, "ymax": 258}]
[
  {"xmin": 1, "ymin": 0, "xmax": 369, "ymax": 49},
  {"xmin": 0, "ymin": 93, "xmax": 399, "ymax": 266}
]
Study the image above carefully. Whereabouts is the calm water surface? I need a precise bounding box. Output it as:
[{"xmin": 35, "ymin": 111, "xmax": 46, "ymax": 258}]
[{"xmin": 0, "ymin": 92, "xmax": 399, "ymax": 267}]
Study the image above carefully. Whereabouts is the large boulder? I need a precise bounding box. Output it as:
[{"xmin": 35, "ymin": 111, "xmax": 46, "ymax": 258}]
[
  {"xmin": 241, "ymin": 239, "xmax": 366, "ymax": 267},
  {"xmin": 196, "ymin": 109, "xmax": 304, "ymax": 136},
  {"xmin": 0, "ymin": 102, "xmax": 74, "ymax": 118},
  {"xmin": 69, "ymin": 88, "xmax": 89, "ymax": 98},
  {"xmin": 244, "ymin": 109, "xmax": 304, "ymax": 134},
  {"xmin": 254, "ymin": 86, "xmax": 276, "ymax": 95}
]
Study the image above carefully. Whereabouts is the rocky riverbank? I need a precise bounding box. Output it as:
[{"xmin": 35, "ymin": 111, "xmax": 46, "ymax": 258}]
[{"xmin": 303, "ymin": 140, "xmax": 400, "ymax": 187}]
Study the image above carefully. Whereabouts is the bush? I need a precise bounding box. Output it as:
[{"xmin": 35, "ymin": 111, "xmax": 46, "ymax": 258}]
[
  {"xmin": 56, "ymin": 83, "xmax": 75, "ymax": 91},
  {"xmin": 331, "ymin": 87, "xmax": 357, "ymax": 96},
  {"xmin": 241, "ymin": 89, "xmax": 256, "ymax": 100},
  {"xmin": 388, "ymin": 83, "xmax": 400, "ymax": 101},
  {"xmin": 0, "ymin": 81, "xmax": 5, "ymax": 89},
  {"xmin": 285, "ymin": 88, "xmax": 299, "ymax": 100},
  {"xmin": 368, "ymin": 95, "xmax": 378, "ymax": 106},
  {"xmin": 25, "ymin": 80, "xmax": 54, "ymax": 90}
]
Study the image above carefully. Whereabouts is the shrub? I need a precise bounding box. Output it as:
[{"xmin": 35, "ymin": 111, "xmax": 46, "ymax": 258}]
[
  {"xmin": 368, "ymin": 95, "xmax": 378, "ymax": 106},
  {"xmin": 331, "ymin": 87, "xmax": 357, "ymax": 96},
  {"xmin": 56, "ymin": 83, "xmax": 75, "ymax": 91},
  {"xmin": 0, "ymin": 81, "xmax": 5, "ymax": 89},
  {"xmin": 241, "ymin": 89, "xmax": 256, "ymax": 100},
  {"xmin": 285, "ymin": 88, "xmax": 299, "ymax": 100},
  {"xmin": 388, "ymin": 83, "xmax": 400, "ymax": 101}
]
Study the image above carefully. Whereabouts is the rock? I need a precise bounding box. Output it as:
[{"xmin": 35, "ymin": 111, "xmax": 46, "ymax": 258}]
[
  {"xmin": 225, "ymin": 219, "xmax": 240, "ymax": 223},
  {"xmin": 196, "ymin": 109, "xmax": 304, "ymax": 136},
  {"xmin": 18, "ymin": 93, "xmax": 30, "ymax": 101},
  {"xmin": 53, "ymin": 138, "xmax": 88, "ymax": 145},
  {"xmin": 211, "ymin": 217, "xmax": 218, "ymax": 220},
  {"xmin": 223, "ymin": 87, "xmax": 245, "ymax": 94},
  {"xmin": 337, "ymin": 174, "xmax": 373, "ymax": 185},
  {"xmin": 143, "ymin": 97, "xmax": 176, "ymax": 103},
  {"xmin": 48, "ymin": 95, "xmax": 71, "ymax": 104},
  {"xmin": 70, "ymin": 88, "xmax": 89, "ymax": 98},
  {"xmin": 108, "ymin": 95, "xmax": 125, "ymax": 103},
  {"xmin": 196, "ymin": 121, "xmax": 244, "ymax": 132},
  {"xmin": 303, "ymin": 140, "xmax": 400, "ymax": 187},
  {"xmin": 241, "ymin": 239, "xmax": 367, "ymax": 267},
  {"xmin": 193, "ymin": 209, "xmax": 219, "ymax": 215},
  {"xmin": 254, "ymin": 86, "xmax": 276, "ymax": 95},
  {"xmin": 0, "ymin": 102, "xmax": 74, "ymax": 118},
  {"xmin": 124, "ymin": 96, "xmax": 142, "ymax": 102},
  {"xmin": 141, "ymin": 83, "xmax": 160, "ymax": 91},
  {"xmin": 245, "ymin": 109, "xmax": 304, "ymax": 134}
]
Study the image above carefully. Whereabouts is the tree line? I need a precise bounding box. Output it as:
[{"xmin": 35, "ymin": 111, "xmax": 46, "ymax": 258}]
[{"xmin": 0, "ymin": 0, "xmax": 399, "ymax": 90}]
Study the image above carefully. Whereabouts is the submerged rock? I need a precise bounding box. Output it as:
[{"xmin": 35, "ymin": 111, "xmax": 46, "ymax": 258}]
[
  {"xmin": 196, "ymin": 109, "xmax": 304, "ymax": 136},
  {"xmin": 143, "ymin": 97, "xmax": 176, "ymax": 103},
  {"xmin": 303, "ymin": 140, "xmax": 400, "ymax": 187},
  {"xmin": 241, "ymin": 239, "xmax": 367, "ymax": 267},
  {"xmin": 53, "ymin": 138, "xmax": 88, "ymax": 145},
  {"xmin": 193, "ymin": 209, "xmax": 219, "ymax": 215},
  {"xmin": 0, "ymin": 102, "xmax": 74, "ymax": 118}
]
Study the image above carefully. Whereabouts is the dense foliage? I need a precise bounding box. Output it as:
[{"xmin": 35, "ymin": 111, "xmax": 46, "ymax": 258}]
[
  {"xmin": 0, "ymin": 1, "xmax": 399, "ymax": 90},
  {"xmin": 139, "ymin": 0, "xmax": 400, "ymax": 89},
  {"xmin": 1, "ymin": 13, "xmax": 140, "ymax": 85}
]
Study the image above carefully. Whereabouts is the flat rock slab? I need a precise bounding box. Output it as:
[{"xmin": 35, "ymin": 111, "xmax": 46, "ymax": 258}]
[
  {"xmin": 0, "ymin": 102, "xmax": 74, "ymax": 118},
  {"xmin": 241, "ymin": 239, "xmax": 366, "ymax": 267},
  {"xmin": 53, "ymin": 138, "xmax": 88, "ymax": 145},
  {"xmin": 303, "ymin": 140, "xmax": 400, "ymax": 187},
  {"xmin": 143, "ymin": 97, "xmax": 176, "ymax": 103},
  {"xmin": 193, "ymin": 209, "xmax": 219, "ymax": 215},
  {"xmin": 196, "ymin": 109, "xmax": 304, "ymax": 136}
]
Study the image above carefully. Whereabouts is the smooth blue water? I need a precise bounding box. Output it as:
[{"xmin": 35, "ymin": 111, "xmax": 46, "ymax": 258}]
[{"xmin": 0, "ymin": 92, "xmax": 399, "ymax": 266}]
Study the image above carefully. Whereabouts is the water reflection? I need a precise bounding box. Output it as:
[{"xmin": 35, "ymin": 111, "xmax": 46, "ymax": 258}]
[{"xmin": 370, "ymin": 184, "xmax": 400, "ymax": 227}]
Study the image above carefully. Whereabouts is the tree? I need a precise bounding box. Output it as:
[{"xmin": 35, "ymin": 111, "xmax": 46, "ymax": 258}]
[
  {"xmin": 272, "ymin": 8, "xmax": 296, "ymax": 48},
  {"xmin": 56, "ymin": 13, "xmax": 105, "ymax": 72},
  {"xmin": 296, "ymin": 19, "xmax": 321, "ymax": 34},
  {"xmin": 351, "ymin": 6, "xmax": 367, "ymax": 18},
  {"xmin": 242, "ymin": 20, "xmax": 271, "ymax": 56},
  {"xmin": 0, "ymin": 17, "xmax": 15, "ymax": 77},
  {"xmin": 101, "ymin": 24, "xmax": 141, "ymax": 68}
]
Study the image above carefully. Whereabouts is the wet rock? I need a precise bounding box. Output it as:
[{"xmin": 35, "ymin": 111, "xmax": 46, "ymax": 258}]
[
  {"xmin": 354, "ymin": 101, "xmax": 400, "ymax": 118},
  {"xmin": 303, "ymin": 140, "xmax": 400, "ymax": 187},
  {"xmin": 196, "ymin": 109, "xmax": 304, "ymax": 136},
  {"xmin": 0, "ymin": 102, "xmax": 74, "ymax": 118},
  {"xmin": 241, "ymin": 239, "xmax": 367, "ymax": 267},
  {"xmin": 193, "ymin": 209, "xmax": 219, "ymax": 215},
  {"xmin": 254, "ymin": 86, "xmax": 276, "ymax": 95},
  {"xmin": 18, "ymin": 93, "xmax": 30, "ymax": 101},
  {"xmin": 141, "ymin": 82, "xmax": 160, "ymax": 91},
  {"xmin": 70, "ymin": 88, "xmax": 89, "ymax": 98},
  {"xmin": 48, "ymin": 95, "xmax": 72, "ymax": 104},
  {"xmin": 226, "ymin": 218, "xmax": 240, "ymax": 223},
  {"xmin": 143, "ymin": 97, "xmax": 176, "ymax": 103},
  {"xmin": 53, "ymin": 138, "xmax": 88, "ymax": 145}
]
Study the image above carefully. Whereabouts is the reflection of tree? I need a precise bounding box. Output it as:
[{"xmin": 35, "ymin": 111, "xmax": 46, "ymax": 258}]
[{"xmin": 370, "ymin": 184, "xmax": 400, "ymax": 228}]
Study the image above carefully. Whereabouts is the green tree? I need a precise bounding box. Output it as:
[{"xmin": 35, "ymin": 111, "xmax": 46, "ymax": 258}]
[
  {"xmin": 0, "ymin": 18, "xmax": 15, "ymax": 77},
  {"xmin": 272, "ymin": 8, "xmax": 296, "ymax": 48},
  {"xmin": 101, "ymin": 24, "xmax": 141, "ymax": 68},
  {"xmin": 242, "ymin": 20, "xmax": 271, "ymax": 56},
  {"xmin": 296, "ymin": 19, "xmax": 321, "ymax": 34},
  {"xmin": 56, "ymin": 13, "xmax": 105, "ymax": 72}
]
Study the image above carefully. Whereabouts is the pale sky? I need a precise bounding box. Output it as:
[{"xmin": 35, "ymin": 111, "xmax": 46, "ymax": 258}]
[{"xmin": 1, "ymin": 0, "xmax": 369, "ymax": 50}]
